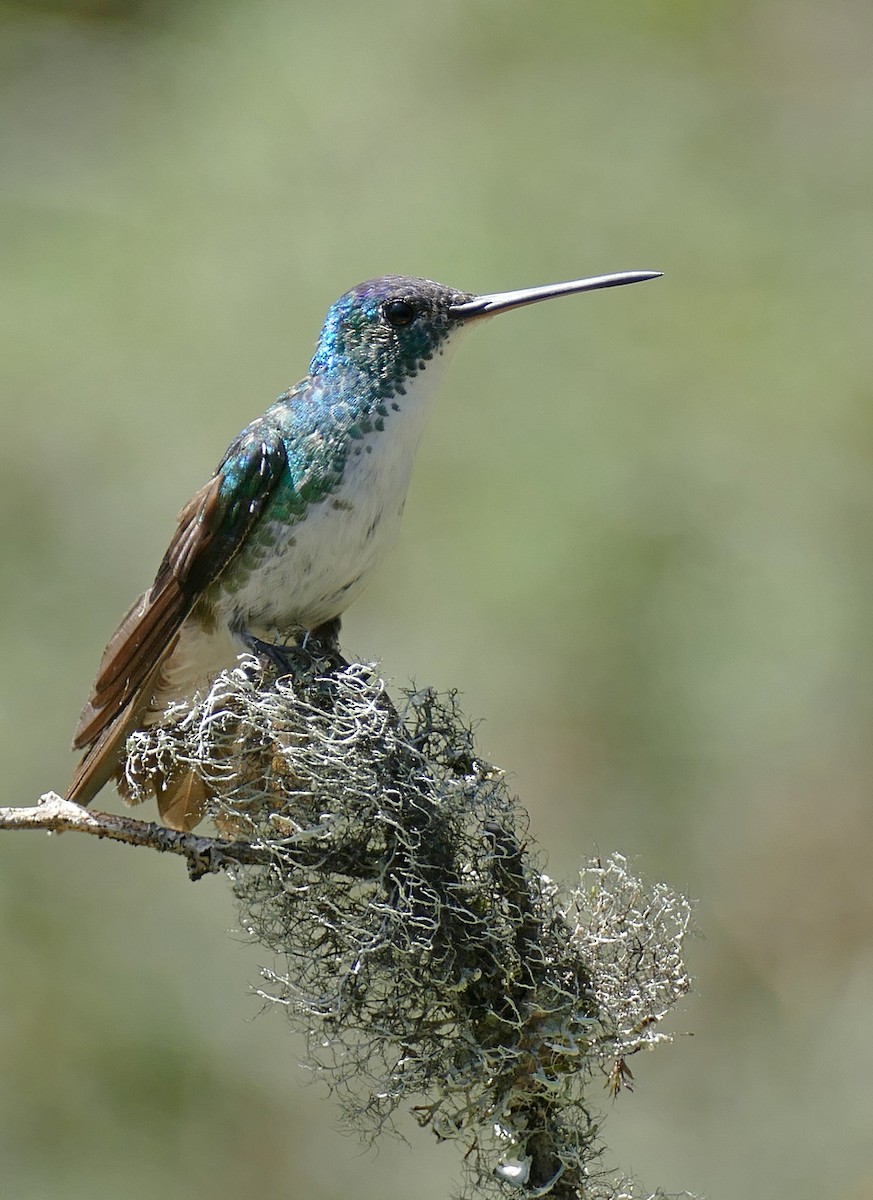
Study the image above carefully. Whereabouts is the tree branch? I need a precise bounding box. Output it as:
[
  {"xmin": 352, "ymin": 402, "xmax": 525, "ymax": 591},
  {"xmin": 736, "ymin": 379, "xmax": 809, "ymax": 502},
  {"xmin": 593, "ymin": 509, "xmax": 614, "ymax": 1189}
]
[{"xmin": 0, "ymin": 792, "xmax": 269, "ymax": 880}]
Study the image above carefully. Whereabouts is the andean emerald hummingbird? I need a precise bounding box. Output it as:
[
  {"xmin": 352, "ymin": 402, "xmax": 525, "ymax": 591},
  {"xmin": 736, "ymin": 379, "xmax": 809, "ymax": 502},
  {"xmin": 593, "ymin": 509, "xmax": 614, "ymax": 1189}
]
[{"xmin": 68, "ymin": 270, "xmax": 660, "ymax": 828}]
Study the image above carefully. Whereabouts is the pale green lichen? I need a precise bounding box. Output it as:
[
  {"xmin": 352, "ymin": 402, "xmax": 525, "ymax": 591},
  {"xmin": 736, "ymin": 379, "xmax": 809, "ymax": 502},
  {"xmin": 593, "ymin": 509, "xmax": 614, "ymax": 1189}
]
[{"xmin": 125, "ymin": 652, "xmax": 694, "ymax": 1200}]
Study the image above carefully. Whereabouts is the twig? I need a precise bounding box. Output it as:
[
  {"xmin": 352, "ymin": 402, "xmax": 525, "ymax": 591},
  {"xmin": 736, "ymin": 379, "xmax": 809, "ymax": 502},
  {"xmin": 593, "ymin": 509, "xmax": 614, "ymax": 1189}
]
[{"xmin": 0, "ymin": 792, "xmax": 269, "ymax": 880}]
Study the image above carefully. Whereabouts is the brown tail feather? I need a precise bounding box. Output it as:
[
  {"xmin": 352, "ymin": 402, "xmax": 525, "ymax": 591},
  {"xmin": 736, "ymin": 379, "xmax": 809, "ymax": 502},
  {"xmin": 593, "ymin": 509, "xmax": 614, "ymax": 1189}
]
[
  {"xmin": 67, "ymin": 650, "xmax": 174, "ymax": 807},
  {"xmin": 156, "ymin": 769, "xmax": 209, "ymax": 832},
  {"xmin": 66, "ymin": 706, "xmax": 140, "ymax": 806}
]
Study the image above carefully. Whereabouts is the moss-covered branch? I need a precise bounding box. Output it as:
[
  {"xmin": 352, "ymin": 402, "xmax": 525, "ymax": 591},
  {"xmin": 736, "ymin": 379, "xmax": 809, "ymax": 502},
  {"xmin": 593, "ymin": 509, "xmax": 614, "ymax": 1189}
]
[{"xmin": 7, "ymin": 651, "xmax": 693, "ymax": 1200}]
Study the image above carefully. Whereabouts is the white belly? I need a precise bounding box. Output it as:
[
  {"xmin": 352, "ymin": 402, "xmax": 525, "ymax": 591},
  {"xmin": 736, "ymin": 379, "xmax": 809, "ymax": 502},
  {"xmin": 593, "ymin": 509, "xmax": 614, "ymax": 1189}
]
[{"xmin": 223, "ymin": 423, "xmax": 421, "ymax": 633}]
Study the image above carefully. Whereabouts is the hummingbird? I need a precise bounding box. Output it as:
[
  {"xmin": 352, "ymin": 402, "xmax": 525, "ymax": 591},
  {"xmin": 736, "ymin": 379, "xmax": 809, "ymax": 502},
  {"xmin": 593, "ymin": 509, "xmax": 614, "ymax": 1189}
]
[{"xmin": 67, "ymin": 269, "xmax": 660, "ymax": 830}]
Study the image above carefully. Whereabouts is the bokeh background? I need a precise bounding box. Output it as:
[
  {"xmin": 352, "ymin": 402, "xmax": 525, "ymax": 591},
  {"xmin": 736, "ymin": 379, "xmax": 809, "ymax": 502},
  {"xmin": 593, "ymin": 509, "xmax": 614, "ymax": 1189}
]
[{"xmin": 2, "ymin": 1, "xmax": 873, "ymax": 1197}]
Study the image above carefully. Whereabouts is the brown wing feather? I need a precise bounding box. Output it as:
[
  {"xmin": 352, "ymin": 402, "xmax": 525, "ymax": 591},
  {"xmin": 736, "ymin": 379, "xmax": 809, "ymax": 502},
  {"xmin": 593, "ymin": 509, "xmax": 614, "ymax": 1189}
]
[
  {"xmin": 72, "ymin": 591, "xmax": 182, "ymax": 747},
  {"xmin": 66, "ymin": 653, "xmax": 174, "ymax": 805},
  {"xmin": 67, "ymin": 476, "xmax": 225, "ymax": 804},
  {"xmin": 67, "ymin": 425, "xmax": 290, "ymax": 809},
  {"xmin": 72, "ymin": 476, "xmax": 223, "ymax": 749}
]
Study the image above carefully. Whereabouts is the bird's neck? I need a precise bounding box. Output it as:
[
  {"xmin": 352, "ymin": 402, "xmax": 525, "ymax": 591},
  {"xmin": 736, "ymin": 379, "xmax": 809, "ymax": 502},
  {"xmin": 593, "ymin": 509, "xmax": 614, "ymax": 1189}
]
[{"xmin": 282, "ymin": 340, "xmax": 462, "ymax": 453}]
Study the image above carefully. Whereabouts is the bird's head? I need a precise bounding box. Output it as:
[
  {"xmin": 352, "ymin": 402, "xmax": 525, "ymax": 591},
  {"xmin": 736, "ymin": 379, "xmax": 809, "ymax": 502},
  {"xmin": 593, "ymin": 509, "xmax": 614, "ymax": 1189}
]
[{"xmin": 309, "ymin": 270, "xmax": 661, "ymax": 401}]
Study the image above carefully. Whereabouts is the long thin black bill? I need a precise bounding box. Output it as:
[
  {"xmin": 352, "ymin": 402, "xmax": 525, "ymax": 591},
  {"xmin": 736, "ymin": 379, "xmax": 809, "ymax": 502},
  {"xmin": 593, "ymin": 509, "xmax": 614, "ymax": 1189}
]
[{"xmin": 448, "ymin": 270, "xmax": 662, "ymax": 319}]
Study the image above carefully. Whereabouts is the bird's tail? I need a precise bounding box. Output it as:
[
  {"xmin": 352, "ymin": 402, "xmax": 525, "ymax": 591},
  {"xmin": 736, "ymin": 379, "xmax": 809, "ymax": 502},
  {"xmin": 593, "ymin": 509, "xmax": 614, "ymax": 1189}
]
[{"xmin": 66, "ymin": 710, "xmax": 137, "ymax": 807}]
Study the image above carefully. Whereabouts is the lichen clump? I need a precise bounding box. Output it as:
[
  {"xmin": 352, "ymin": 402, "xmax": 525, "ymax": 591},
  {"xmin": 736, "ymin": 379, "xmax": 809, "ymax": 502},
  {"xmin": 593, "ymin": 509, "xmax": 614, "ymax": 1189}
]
[{"xmin": 125, "ymin": 652, "xmax": 692, "ymax": 1200}]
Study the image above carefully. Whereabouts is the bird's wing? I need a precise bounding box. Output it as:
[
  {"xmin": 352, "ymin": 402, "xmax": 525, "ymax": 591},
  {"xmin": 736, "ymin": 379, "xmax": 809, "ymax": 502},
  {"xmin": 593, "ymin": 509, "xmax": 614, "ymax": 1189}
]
[{"xmin": 67, "ymin": 424, "xmax": 290, "ymax": 803}]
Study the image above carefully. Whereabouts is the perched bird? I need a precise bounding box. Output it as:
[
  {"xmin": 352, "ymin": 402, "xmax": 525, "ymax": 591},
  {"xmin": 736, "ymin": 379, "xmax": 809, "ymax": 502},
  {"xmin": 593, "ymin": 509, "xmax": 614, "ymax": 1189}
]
[{"xmin": 68, "ymin": 270, "xmax": 660, "ymax": 829}]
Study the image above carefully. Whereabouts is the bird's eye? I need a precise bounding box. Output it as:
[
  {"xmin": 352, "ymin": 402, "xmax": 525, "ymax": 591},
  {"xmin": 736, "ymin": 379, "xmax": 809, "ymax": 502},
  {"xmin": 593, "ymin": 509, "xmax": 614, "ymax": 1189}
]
[{"xmin": 382, "ymin": 299, "xmax": 417, "ymax": 328}]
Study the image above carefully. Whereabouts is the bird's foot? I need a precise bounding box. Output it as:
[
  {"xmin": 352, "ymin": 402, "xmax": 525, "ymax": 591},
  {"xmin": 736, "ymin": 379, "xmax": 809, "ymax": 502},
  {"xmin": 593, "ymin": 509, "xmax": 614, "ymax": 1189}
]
[
  {"xmin": 241, "ymin": 633, "xmax": 301, "ymax": 675},
  {"xmin": 241, "ymin": 618, "xmax": 347, "ymax": 678}
]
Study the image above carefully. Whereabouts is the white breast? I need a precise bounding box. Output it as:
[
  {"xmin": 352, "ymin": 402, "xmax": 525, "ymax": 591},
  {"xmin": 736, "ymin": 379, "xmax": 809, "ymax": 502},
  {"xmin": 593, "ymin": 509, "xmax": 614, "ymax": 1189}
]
[
  {"xmin": 152, "ymin": 339, "xmax": 466, "ymax": 711},
  {"xmin": 223, "ymin": 347, "xmax": 458, "ymax": 638}
]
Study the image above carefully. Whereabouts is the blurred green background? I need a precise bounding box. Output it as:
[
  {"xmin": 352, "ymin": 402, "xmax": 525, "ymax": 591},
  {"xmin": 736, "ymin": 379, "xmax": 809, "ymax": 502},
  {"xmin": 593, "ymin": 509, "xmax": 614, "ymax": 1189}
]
[{"xmin": 2, "ymin": 1, "xmax": 873, "ymax": 1197}]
